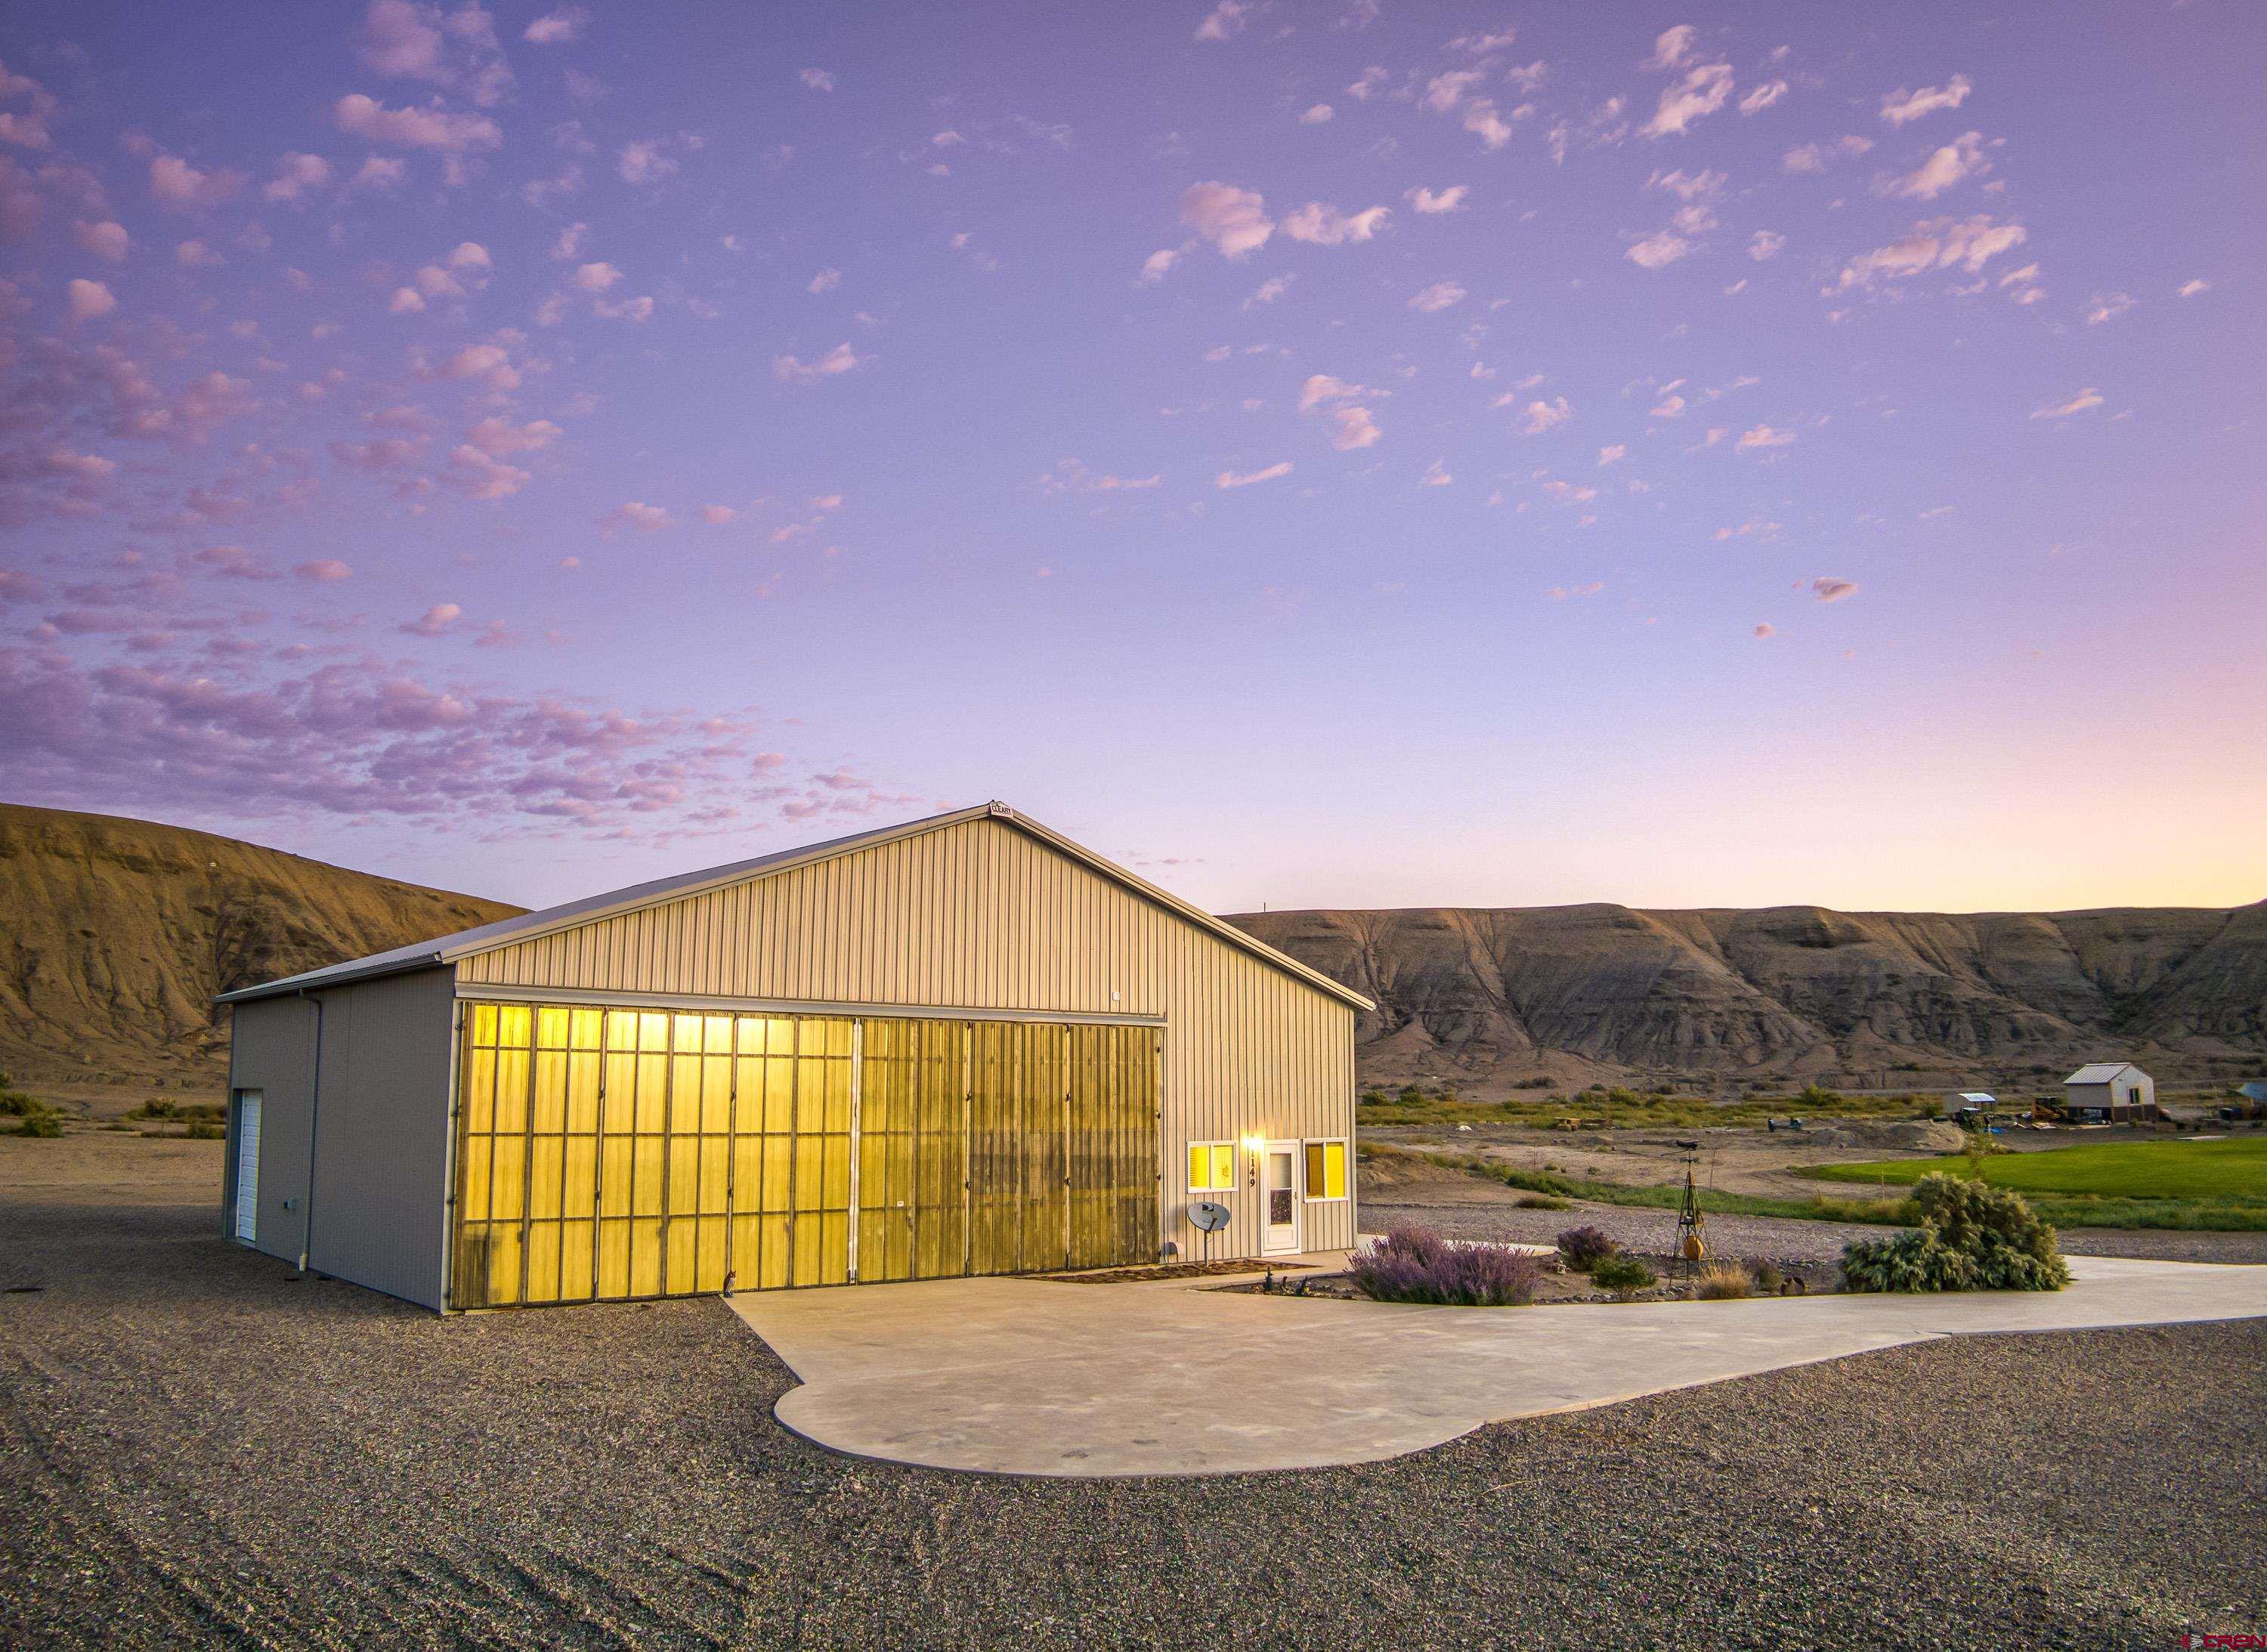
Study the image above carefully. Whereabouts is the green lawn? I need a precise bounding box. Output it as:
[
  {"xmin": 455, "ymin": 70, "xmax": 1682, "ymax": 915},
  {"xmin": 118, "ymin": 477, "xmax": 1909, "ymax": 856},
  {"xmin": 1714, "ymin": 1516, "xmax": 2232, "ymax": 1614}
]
[{"xmin": 1810, "ymin": 1137, "xmax": 2267, "ymax": 1202}]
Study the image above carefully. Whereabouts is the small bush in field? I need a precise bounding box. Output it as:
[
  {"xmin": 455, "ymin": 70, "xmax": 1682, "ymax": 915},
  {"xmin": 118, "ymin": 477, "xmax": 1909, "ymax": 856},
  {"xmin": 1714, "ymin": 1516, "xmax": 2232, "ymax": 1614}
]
[
  {"xmin": 185, "ymin": 1120, "xmax": 222, "ymax": 1140},
  {"xmin": 1841, "ymin": 1172, "xmax": 2070, "ymax": 1293},
  {"xmin": 16, "ymin": 1111, "xmax": 63, "ymax": 1138},
  {"xmin": 1348, "ymin": 1227, "xmax": 1546, "ymax": 1307},
  {"xmin": 1591, "ymin": 1254, "xmax": 1656, "ymax": 1294},
  {"xmin": 1556, "ymin": 1225, "xmax": 1618, "ymax": 1273},
  {"xmin": 1695, "ymin": 1264, "xmax": 1752, "ymax": 1300},
  {"xmin": 1749, "ymin": 1261, "xmax": 1786, "ymax": 1292},
  {"xmin": 1517, "ymin": 1193, "xmax": 1573, "ymax": 1210}
]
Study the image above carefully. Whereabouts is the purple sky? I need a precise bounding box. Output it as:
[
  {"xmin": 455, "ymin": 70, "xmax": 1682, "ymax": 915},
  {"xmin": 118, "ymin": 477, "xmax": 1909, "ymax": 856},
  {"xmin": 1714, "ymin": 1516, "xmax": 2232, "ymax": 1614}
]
[{"xmin": 2, "ymin": 2, "xmax": 2261, "ymax": 915}]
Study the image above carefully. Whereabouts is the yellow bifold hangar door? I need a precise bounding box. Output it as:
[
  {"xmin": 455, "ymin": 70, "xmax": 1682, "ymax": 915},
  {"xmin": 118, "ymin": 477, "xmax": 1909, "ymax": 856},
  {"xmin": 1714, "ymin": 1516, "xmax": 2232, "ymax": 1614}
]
[{"xmin": 447, "ymin": 1000, "xmax": 1160, "ymax": 1310}]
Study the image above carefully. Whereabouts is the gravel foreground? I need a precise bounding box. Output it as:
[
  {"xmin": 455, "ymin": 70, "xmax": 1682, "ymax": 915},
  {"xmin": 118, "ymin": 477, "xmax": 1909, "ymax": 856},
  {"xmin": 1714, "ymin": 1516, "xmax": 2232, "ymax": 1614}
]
[{"xmin": 5, "ymin": 1193, "xmax": 2265, "ymax": 1650}]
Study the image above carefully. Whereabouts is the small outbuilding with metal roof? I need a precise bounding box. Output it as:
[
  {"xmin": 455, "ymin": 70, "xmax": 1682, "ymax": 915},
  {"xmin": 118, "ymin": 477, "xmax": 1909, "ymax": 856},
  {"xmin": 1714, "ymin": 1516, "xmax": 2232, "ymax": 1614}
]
[
  {"xmin": 2061, "ymin": 1062, "xmax": 2155, "ymax": 1124},
  {"xmin": 216, "ymin": 803, "xmax": 1369, "ymax": 1312}
]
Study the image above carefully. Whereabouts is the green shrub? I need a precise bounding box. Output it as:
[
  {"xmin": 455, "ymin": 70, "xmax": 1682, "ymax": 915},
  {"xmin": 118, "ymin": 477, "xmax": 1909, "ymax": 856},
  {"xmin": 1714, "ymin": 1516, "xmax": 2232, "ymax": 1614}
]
[
  {"xmin": 1591, "ymin": 1254, "xmax": 1656, "ymax": 1293},
  {"xmin": 1517, "ymin": 1193, "xmax": 1573, "ymax": 1210},
  {"xmin": 17, "ymin": 1111, "xmax": 63, "ymax": 1139},
  {"xmin": 1797, "ymin": 1082, "xmax": 1843, "ymax": 1108},
  {"xmin": 0, "ymin": 1088, "xmax": 38, "ymax": 1118},
  {"xmin": 1696, "ymin": 1264, "xmax": 1752, "ymax": 1300},
  {"xmin": 1841, "ymin": 1173, "xmax": 2070, "ymax": 1293},
  {"xmin": 1749, "ymin": 1261, "xmax": 1785, "ymax": 1292},
  {"xmin": 185, "ymin": 1120, "xmax": 223, "ymax": 1140}
]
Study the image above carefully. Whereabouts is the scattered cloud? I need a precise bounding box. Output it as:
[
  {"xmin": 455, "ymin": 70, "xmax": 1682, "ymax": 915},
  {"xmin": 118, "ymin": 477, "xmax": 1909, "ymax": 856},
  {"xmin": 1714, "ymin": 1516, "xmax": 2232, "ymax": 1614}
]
[
  {"xmin": 333, "ymin": 92, "xmax": 501, "ymax": 150},
  {"xmin": 1282, "ymin": 201, "xmax": 1390, "ymax": 245},
  {"xmin": 1215, "ymin": 461, "xmax": 1292, "ymax": 488},
  {"xmin": 617, "ymin": 138, "xmax": 677, "ymax": 184},
  {"xmin": 1753, "ymin": 622, "xmax": 1776, "ymax": 638},
  {"xmin": 1642, "ymin": 62, "xmax": 1734, "ymax": 139},
  {"xmin": 66, "ymin": 277, "xmax": 116, "ymax": 323},
  {"xmin": 1140, "ymin": 246, "xmax": 1182, "ymax": 283},
  {"xmin": 772, "ymin": 342, "xmax": 860, "ymax": 384},
  {"xmin": 1783, "ymin": 135, "xmax": 1872, "ymax": 173},
  {"xmin": 1740, "ymin": 79, "xmax": 1788, "ymax": 115},
  {"xmin": 401, "ymin": 602, "xmax": 462, "ymax": 636},
  {"xmin": 1880, "ymin": 75, "xmax": 1972, "ymax": 127},
  {"xmin": 263, "ymin": 152, "xmax": 331, "ymax": 203},
  {"xmin": 73, "ymin": 220, "xmax": 130, "ymax": 261},
  {"xmin": 1194, "ymin": 1, "xmax": 1248, "ymax": 42},
  {"xmin": 1748, "ymin": 229, "xmax": 1785, "ymax": 260},
  {"xmin": 1040, "ymin": 459, "xmax": 1162, "ymax": 493},
  {"xmin": 1180, "ymin": 181, "xmax": 1273, "ymax": 258},
  {"xmin": 799, "ymin": 67, "xmax": 835, "ymax": 92},
  {"xmin": 598, "ymin": 501, "xmax": 673, "ymax": 533},
  {"xmin": 1810, "ymin": 576, "xmax": 1859, "ymax": 602},
  {"xmin": 2177, "ymin": 277, "xmax": 2210, "ymax": 299},
  {"xmin": 1597, "ymin": 444, "xmax": 1625, "ymax": 466},
  {"xmin": 1405, "ymin": 184, "xmax": 1468, "ymax": 215},
  {"xmin": 1626, "ymin": 230, "xmax": 1690, "ymax": 269},
  {"xmin": 1300, "ymin": 104, "xmax": 1334, "ymax": 125},
  {"xmin": 149, "ymin": 153, "xmax": 246, "ymax": 209},
  {"xmin": 808, "ymin": 267, "xmax": 841, "ymax": 295},
  {"xmin": 524, "ymin": 8, "xmax": 586, "ymax": 45},
  {"xmin": 1886, "ymin": 130, "xmax": 1989, "ymax": 200},
  {"xmin": 1836, "ymin": 214, "xmax": 2027, "ymax": 289},
  {"xmin": 295, "ymin": 559, "xmax": 354, "ymax": 582},
  {"xmin": 2084, "ymin": 292, "xmax": 2135, "ymax": 326},
  {"xmin": 1737, "ymin": 423, "xmax": 1795, "ymax": 450},
  {"xmin": 1519, "ymin": 396, "xmax": 1573, "ymax": 435},
  {"xmin": 1418, "ymin": 458, "xmax": 1452, "ymax": 487},
  {"xmin": 2029, "ymin": 387, "xmax": 2103, "ymax": 420},
  {"xmin": 1408, "ymin": 280, "xmax": 1466, "ymax": 312}
]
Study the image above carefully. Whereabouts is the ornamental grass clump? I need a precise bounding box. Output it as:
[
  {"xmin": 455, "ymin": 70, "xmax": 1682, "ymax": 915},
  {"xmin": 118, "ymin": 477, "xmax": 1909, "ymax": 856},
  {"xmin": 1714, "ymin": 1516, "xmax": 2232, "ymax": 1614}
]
[
  {"xmin": 1555, "ymin": 1225, "xmax": 1618, "ymax": 1273},
  {"xmin": 1841, "ymin": 1171, "xmax": 2071, "ymax": 1293},
  {"xmin": 1695, "ymin": 1264, "xmax": 1752, "ymax": 1300},
  {"xmin": 1347, "ymin": 1226, "xmax": 1546, "ymax": 1307}
]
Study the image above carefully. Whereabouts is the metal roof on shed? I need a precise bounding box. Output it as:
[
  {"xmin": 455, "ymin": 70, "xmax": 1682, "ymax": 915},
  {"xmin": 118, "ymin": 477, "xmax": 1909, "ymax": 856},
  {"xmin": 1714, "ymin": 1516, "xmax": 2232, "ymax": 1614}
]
[
  {"xmin": 2064, "ymin": 1062, "xmax": 2143, "ymax": 1085},
  {"xmin": 215, "ymin": 801, "xmax": 1372, "ymax": 1012}
]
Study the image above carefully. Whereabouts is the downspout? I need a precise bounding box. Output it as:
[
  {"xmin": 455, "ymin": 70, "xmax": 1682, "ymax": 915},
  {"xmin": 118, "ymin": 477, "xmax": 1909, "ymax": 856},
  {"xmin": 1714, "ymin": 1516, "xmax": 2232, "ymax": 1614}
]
[{"xmin": 298, "ymin": 987, "xmax": 326, "ymax": 1274}]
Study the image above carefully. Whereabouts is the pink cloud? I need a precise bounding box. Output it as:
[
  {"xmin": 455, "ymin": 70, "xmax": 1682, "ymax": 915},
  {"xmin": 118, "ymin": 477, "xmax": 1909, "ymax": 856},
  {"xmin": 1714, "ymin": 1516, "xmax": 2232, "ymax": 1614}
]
[
  {"xmin": 401, "ymin": 602, "xmax": 462, "ymax": 636},
  {"xmin": 599, "ymin": 500, "xmax": 673, "ymax": 534},
  {"xmin": 1180, "ymin": 181, "xmax": 1273, "ymax": 258},
  {"xmin": 295, "ymin": 559, "xmax": 354, "ymax": 582},
  {"xmin": 333, "ymin": 92, "xmax": 502, "ymax": 150},
  {"xmin": 772, "ymin": 342, "xmax": 858, "ymax": 384},
  {"xmin": 73, "ymin": 219, "xmax": 129, "ymax": 261},
  {"xmin": 66, "ymin": 277, "xmax": 115, "ymax": 323},
  {"xmin": 149, "ymin": 153, "xmax": 246, "ymax": 210}
]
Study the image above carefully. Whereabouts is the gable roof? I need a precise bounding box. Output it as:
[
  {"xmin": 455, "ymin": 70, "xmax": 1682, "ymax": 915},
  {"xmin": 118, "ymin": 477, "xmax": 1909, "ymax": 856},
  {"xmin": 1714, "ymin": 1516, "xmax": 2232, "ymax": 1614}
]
[
  {"xmin": 217, "ymin": 801, "xmax": 1372, "ymax": 1012},
  {"xmin": 2064, "ymin": 1062, "xmax": 2145, "ymax": 1086}
]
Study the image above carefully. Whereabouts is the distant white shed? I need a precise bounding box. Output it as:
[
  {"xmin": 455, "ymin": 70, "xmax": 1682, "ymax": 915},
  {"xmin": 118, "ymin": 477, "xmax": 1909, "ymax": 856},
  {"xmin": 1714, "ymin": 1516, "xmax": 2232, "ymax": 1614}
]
[{"xmin": 2061, "ymin": 1063, "xmax": 2154, "ymax": 1122}]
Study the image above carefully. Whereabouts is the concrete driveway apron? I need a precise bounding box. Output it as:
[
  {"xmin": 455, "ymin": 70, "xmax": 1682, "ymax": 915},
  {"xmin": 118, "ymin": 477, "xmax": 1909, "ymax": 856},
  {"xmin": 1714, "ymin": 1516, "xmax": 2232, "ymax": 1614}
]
[{"xmin": 727, "ymin": 1254, "xmax": 2267, "ymax": 1477}]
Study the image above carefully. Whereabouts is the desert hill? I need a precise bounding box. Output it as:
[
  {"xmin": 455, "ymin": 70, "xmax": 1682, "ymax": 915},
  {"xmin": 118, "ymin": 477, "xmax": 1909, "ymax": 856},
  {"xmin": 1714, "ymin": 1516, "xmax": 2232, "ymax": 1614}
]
[
  {"xmin": 4, "ymin": 802, "xmax": 2259, "ymax": 1112},
  {"xmin": 0, "ymin": 804, "xmax": 521, "ymax": 1109},
  {"xmin": 1229, "ymin": 902, "xmax": 2267, "ymax": 1098}
]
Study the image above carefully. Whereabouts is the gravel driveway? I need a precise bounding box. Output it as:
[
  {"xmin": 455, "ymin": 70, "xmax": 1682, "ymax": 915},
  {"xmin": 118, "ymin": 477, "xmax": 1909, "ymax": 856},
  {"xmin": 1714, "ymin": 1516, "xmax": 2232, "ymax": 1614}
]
[{"xmin": 4, "ymin": 1179, "xmax": 2264, "ymax": 1648}]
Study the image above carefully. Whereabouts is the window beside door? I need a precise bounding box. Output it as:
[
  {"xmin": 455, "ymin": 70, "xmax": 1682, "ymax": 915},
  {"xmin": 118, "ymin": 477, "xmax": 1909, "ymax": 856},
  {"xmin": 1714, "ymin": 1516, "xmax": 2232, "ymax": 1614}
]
[
  {"xmin": 1186, "ymin": 1140, "xmax": 1236, "ymax": 1194},
  {"xmin": 1303, "ymin": 1138, "xmax": 1348, "ymax": 1202}
]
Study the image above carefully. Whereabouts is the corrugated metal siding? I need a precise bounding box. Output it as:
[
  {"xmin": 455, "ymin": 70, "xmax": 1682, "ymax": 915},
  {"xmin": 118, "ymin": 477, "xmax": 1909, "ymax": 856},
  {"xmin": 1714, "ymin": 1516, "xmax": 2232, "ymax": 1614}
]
[
  {"xmin": 308, "ymin": 967, "xmax": 456, "ymax": 1309},
  {"xmin": 224, "ymin": 994, "xmax": 318, "ymax": 1266},
  {"xmin": 458, "ymin": 815, "xmax": 1357, "ymax": 1260}
]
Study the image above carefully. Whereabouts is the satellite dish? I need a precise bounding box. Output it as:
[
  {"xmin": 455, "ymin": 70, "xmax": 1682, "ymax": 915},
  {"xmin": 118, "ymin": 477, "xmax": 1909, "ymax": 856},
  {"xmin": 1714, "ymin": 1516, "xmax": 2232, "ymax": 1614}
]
[{"xmin": 1188, "ymin": 1200, "xmax": 1231, "ymax": 1233}]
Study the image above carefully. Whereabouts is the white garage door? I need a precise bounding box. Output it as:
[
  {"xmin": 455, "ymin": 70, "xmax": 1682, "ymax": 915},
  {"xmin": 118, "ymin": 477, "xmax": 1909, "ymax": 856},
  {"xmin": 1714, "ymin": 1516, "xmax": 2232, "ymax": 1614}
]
[{"xmin": 234, "ymin": 1091, "xmax": 261, "ymax": 1242}]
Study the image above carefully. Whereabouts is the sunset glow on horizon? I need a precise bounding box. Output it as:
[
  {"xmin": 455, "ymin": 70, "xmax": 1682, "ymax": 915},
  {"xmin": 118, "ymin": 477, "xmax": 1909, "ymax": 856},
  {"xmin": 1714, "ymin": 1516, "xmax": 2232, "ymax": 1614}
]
[{"xmin": 1, "ymin": 3, "xmax": 2260, "ymax": 916}]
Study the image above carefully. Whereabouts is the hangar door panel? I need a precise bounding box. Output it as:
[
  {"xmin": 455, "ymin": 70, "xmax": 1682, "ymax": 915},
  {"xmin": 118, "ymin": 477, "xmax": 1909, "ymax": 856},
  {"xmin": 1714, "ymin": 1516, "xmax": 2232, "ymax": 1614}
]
[{"xmin": 452, "ymin": 1001, "xmax": 1155, "ymax": 1310}]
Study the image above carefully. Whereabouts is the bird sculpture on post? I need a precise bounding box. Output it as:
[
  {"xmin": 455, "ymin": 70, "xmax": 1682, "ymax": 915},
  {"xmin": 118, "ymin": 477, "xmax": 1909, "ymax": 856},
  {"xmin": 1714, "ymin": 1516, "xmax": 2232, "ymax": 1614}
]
[{"xmin": 1673, "ymin": 1140, "xmax": 1707, "ymax": 1278}]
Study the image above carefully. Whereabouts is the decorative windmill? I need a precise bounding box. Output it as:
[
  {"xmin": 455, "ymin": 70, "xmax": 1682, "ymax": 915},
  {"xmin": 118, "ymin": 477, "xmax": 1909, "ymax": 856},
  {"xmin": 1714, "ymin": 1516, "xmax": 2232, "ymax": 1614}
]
[{"xmin": 1672, "ymin": 1140, "xmax": 1707, "ymax": 1277}]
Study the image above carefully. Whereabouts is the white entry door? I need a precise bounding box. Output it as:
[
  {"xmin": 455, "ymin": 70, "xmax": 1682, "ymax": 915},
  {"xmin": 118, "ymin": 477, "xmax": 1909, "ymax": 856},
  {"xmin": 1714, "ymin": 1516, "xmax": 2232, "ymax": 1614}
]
[
  {"xmin": 233, "ymin": 1091, "xmax": 261, "ymax": 1242},
  {"xmin": 1261, "ymin": 1140, "xmax": 1301, "ymax": 1254}
]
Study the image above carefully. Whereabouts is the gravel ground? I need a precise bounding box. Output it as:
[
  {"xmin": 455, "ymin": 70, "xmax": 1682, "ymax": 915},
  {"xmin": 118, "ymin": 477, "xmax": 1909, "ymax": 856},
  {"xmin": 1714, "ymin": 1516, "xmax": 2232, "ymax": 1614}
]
[
  {"xmin": 5, "ymin": 1183, "xmax": 2265, "ymax": 1647},
  {"xmin": 1365, "ymin": 1193, "xmax": 2267, "ymax": 1267}
]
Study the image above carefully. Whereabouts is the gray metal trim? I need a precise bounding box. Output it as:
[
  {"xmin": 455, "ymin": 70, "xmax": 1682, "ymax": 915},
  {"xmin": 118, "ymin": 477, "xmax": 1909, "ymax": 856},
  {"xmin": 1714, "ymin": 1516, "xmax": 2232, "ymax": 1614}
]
[{"xmin": 450, "ymin": 982, "xmax": 1169, "ymax": 1028}]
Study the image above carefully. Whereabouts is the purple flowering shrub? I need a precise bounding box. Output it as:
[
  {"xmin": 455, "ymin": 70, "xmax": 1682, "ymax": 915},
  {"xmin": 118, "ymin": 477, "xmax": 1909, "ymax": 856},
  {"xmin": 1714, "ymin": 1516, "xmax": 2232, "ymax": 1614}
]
[{"xmin": 1347, "ymin": 1226, "xmax": 1547, "ymax": 1307}]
